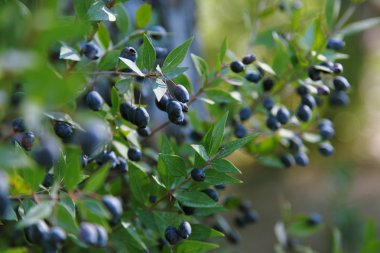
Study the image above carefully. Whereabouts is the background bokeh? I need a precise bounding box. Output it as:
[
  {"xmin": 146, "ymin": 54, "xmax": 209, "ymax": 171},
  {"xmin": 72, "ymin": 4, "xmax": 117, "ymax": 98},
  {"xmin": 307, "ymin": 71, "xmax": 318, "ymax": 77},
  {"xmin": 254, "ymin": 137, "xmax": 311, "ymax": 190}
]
[{"xmin": 195, "ymin": 0, "xmax": 380, "ymax": 252}]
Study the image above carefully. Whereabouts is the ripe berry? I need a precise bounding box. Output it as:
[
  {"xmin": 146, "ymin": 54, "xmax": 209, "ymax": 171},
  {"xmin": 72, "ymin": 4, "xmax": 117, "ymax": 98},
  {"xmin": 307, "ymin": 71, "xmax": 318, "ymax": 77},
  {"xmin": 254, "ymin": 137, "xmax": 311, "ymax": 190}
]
[
  {"xmin": 244, "ymin": 210, "xmax": 258, "ymax": 223},
  {"xmin": 120, "ymin": 46, "xmax": 138, "ymax": 62},
  {"xmin": 12, "ymin": 118, "xmax": 25, "ymax": 132},
  {"xmin": 54, "ymin": 122, "xmax": 74, "ymax": 139},
  {"xmin": 245, "ymin": 72, "xmax": 261, "ymax": 83},
  {"xmin": 181, "ymin": 205, "xmax": 195, "ymax": 216},
  {"xmin": 329, "ymin": 91, "xmax": 349, "ymax": 106},
  {"xmin": 137, "ymin": 127, "xmax": 151, "ymax": 137},
  {"xmin": 155, "ymin": 47, "xmax": 168, "ymax": 59},
  {"xmin": 319, "ymin": 143, "xmax": 334, "ymax": 156},
  {"xmin": 263, "ymin": 97, "xmax": 274, "ymax": 111},
  {"xmin": 332, "ymin": 63, "xmax": 344, "ymax": 74},
  {"xmin": 296, "ymin": 105, "xmax": 312, "ymax": 122},
  {"xmin": 164, "ymin": 226, "xmax": 179, "ymax": 245},
  {"xmin": 32, "ymin": 137, "xmax": 60, "ymax": 168},
  {"xmin": 155, "ymin": 94, "xmax": 169, "ymax": 111},
  {"xmin": 21, "ymin": 132, "xmax": 35, "ymax": 151},
  {"xmin": 280, "ymin": 154, "xmax": 294, "ymax": 168},
  {"xmin": 327, "ymin": 38, "xmax": 345, "ymax": 51},
  {"xmin": 262, "ymin": 77, "xmax": 275, "ymax": 92},
  {"xmin": 289, "ymin": 136, "xmax": 303, "ymax": 151},
  {"xmin": 79, "ymin": 222, "xmax": 98, "ymax": 245},
  {"xmin": 178, "ymin": 221, "xmax": 192, "ymax": 239},
  {"xmin": 234, "ymin": 123, "xmax": 247, "ymax": 139},
  {"xmin": 150, "ymin": 25, "xmax": 166, "ymax": 40},
  {"xmin": 116, "ymin": 157, "xmax": 127, "ymax": 172},
  {"xmin": 102, "ymin": 195, "xmax": 123, "ymax": 224},
  {"xmin": 149, "ymin": 196, "xmax": 157, "ymax": 203},
  {"xmin": 191, "ymin": 168, "xmax": 205, "ymax": 182},
  {"xmin": 276, "ymin": 107, "xmax": 290, "ymax": 124},
  {"xmin": 242, "ymin": 54, "xmax": 256, "ymax": 65},
  {"xmin": 120, "ymin": 102, "xmax": 137, "ymax": 123},
  {"xmin": 173, "ymin": 85, "xmax": 190, "ymax": 103},
  {"xmin": 296, "ymin": 85, "xmax": 309, "ymax": 96},
  {"xmin": 239, "ymin": 107, "xmax": 251, "ymax": 121},
  {"xmin": 215, "ymin": 184, "xmax": 226, "ymax": 190},
  {"xmin": 134, "ymin": 107, "xmax": 150, "ymax": 128},
  {"xmin": 95, "ymin": 225, "xmax": 108, "ymax": 247},
  {"xmin": 202, "ymin": 188, "xmax": 219, "ymax": 202},
  {"xmin": 238, "ymin": 200, "xmax": 252, "ymax": 213},
  {"xmin": 320, "ymin": 61, "xmax": 334, "ymax": 71},
  {"xmin": 230, "ymin": 61, "xmax": 244, "ymax": 73},
  {"xmin": 128, "ymin": 147, "xmax": 142, "ymax": 162},
  {"xmin": 333, "ymin": 76, "xmax": 350, "ymax": 91},
  {"xmin": 317, "ymin": 85, "xmax": 330, "ymax": 95},
  {"xmin": 42, "ymin": 173, "xmax": 53, "ymax": 188},
  {"xmin": 307, "ymin": 213, "xmax": 322, "ymax": 226},
  {"xmin": 86, "ymin": 91, "xmax": 104, "ymax": 111},
  {"xmin": 308, "ymin": 66, "xmax": 321, "ymax": 81},
  {"xmin": 319, "ymin": 125, "xmax": 334, "ymax": 140},
  {"xmin": 82, "ymin": 43, "xmax": 98, "ymax": 59},
  {"xmin": 294, "ymin": 151, "xmax": 309, "ymax": 166},
  {"xmin": 226, "ymin": 230, "xmax": 241, "ymax": 244},
  {"xmin": 167, "ymin": 100, "xmax": 184, "ymax": 125},
  {"xmin": 49, "ymin": 226, "xmax": 67, "ymax": 244},
  {"xmin": 235, "ymin": 216, "xmax": 246, "ymax": 228},
  {"xmin": 79, "ymin": 120, "xmax": 112, "ymax": 157},
  {"xmin": 180, "ymin": 103, "xmax": 189, "ymax": 112},
  {"xmin": 24, "ymin": 220, "xmax": 50, "ymax": 244},
  {"xmin": 301, "ymin": 94, "xmax": 316, "ymax": 109},
  {"xmin": 266, "ymin": 115, "xmax": 280, "ymax": 131}
]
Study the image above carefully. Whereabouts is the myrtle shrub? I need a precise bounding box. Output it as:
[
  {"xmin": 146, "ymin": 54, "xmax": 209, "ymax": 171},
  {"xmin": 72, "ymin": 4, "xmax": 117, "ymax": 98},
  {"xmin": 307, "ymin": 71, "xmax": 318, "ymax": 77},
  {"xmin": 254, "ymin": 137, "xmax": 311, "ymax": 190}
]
[{"xmin": 0, "ymin": 0, "xmax": 379, "ymax": 252}]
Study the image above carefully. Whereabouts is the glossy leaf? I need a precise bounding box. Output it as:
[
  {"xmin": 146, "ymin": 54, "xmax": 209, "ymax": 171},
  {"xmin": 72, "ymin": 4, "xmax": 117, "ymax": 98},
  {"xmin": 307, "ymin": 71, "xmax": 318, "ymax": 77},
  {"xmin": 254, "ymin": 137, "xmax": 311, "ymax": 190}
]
[{"xmin": 162, "ymin": 37, "xmax": 193, "ymax": 73}]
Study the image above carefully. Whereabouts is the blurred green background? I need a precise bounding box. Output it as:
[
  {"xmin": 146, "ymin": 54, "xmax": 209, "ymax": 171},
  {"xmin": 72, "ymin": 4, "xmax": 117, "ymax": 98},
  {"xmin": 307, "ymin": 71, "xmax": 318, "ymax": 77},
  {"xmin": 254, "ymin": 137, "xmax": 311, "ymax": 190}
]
[{"xmin": 196, "ymin": 0, "xmax": 380, "ymax": 252}]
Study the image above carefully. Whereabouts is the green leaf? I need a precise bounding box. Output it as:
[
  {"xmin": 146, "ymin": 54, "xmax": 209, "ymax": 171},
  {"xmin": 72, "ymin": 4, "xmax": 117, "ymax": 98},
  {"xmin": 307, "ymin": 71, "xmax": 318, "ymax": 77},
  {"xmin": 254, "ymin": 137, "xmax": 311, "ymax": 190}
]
[
  {"xmin": 55, "ymin": 203, "xmax": 78, "ymax": 234},
  {"xmin": 174, "ymin": 240, "xmax": 219, "ymax": 253},
  {"xmin": 80, "ymin": 199, "xmax": 111, "ymax": 219},
  {"xmin": 2, "ymin": 248, "xmax": 28, "ymax": 253},
  {"xmin": 63, "ymin": 147, "xmax": 82, "ymax": 190},
  {"xmin": 175, "ymin": 191, "xmax": 220, "ymax": 208},
  {"xmin": 256, "ymin": 61, "xmax": 276, "ymax": 75},
  {"xmin": 162, "ymin": 37, "xmax": 193, "ymax": 73},
  {"xmin": 135, "ymin": 3, "xmax": 152, "ymax": 28},
  {"xmin": 325, "ymin": 0, "xmax": 341, "ymax": 29},
  {"xmin": 98, "ymin": 50, "xmax": 121, "ymax": 70},
  {"xmin": 188, "ymin": 224, "xmax": 224, "ymax": 241},
  {"xmin": 0, "ymin": 146, "xmax": 32, "ymax": 170},
  {"xmin": 115, "ymin": 78, "xmax": 132, "ymax": 94},
  {"xmin": 205, "ymin": 89, "xmax": 238, "ymax": 103},
  {"xmin": 17, "ymin": 202, "xmax": 53, "ymax": 229},
  {"xmin": 152, "ymin": 79, "xmax": 167, "ymax": 102},
  {"xmin": 97, "ymin": 22, "xmax": 110, "ymax": 49},
  {"xmin": 137, "ymin": 34, "xmax": 156, "ymax": 71},
  {"xmin": 190, "ymin": 144, "xmax": 209, "ymax": 162},
  {"xmin": 158, "ymin": 154, "xmax": 187, "ymax": 177},
  {"xmin": 332, "ymin": 228, "xmax": 344, "ymax": 253},
  {"xmin": 115, "ymin": 5, "xmax": 130, "ymax": 35},
  {"xmin": 204, "ymin": 112, "xmax": 228, "ymax": 156},
  {"xmin": 59, "ymin": 44, "xmax": 81, "ymax": 61},
  {"xmin": 83, "ymin": 165, "xmax": 110, "ymax": 193},
  {"xmin": 218, "ymin": 38, "xmax": 228, "ymax": 66},
  {"xmin": 288, "ymin": 215, "xmax": 324, "ymax": 237},
  {"xmin": 215, "ymin": 135, "xmax": 257, "ymax": 159},
  {"xmin": 339, "ymin": 17, "xmax": 380, "ymax": 36},
  {"xmin": 191, "ymin": 54, "xmax": 208, "ymax": 77},
  {"xmin": 211, "ymin": 159, "xmax": 241, "ymax": 174},
  {"xmin": 204, "ymin": 169, "xmax": 241, "ymax": 185},
  {"xmin": 160, "ymin": 135, "xmax": 174, "ymax": 155},
  {"xmin": 128, "ymin": 162, "xmax": 150, "ymax": 204},
  {"xmin": 88, "ymin": 1, "xmax": 116, "ymax": 22},
  {"xmin": 136, "ymin": 210, "xmax": 182, "ymax": 234},
  {"xmin": 119, "ymin": 57, "xmax": 145, "ymax": 76},
  {"xmin": 74, "ymin": 0, "xmax": 92, "ymax": 20},
  {"xmin": 121, "ymin": 222, "xmax": 149, "ymax": 251}
]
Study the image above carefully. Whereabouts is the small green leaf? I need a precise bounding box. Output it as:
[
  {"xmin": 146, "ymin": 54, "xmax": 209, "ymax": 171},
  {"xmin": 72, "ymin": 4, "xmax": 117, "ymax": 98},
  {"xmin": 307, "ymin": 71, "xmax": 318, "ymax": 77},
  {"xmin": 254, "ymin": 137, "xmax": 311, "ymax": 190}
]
[
  {"xmin": 152, "ymin": 79, "xmax": 167, "ymax": 102},
  {"xmin": 339, "ymin": 17, "xmax": 380, "ymax": 36},
  {"xmin": 190, "ymin": 144, "xmax": 209, "ymax": 161},
  {"xmin": 174, "ymin": 240, "xmax": 219, "ymax": 253},
  {"xmin": 128, "ymin": 162, "xmax": 150, "ymax": 204},
  {"xmin": 97, "ymin": 22, "xmax": 110, "ymax": 49},
  {"xmin": 83, "ymin": 165, "xmax": 110, "ymax": 193},
  {"xmin": 74, "ymin": 0, "xmax": 92, "ymax": 20},
  {"xmin": 98, "ymin": 50, "xmax": 121, "ymax": 70},
  {"xmin": 215, "ymin": 135, "xmax": 257, "ymax": 159},
  {"xmin": 256, "ymin": 61, "xmax": 276, "ymax": 75},
  {"xmin": 191, "ymin": 54, "xmax": 208, "ymax": 77},
  {"xmin": 119, "ymin": 57, "xmax": 145, "ymax": 76},
  {"xmin": 17, "ymin": 202, "xmax": 53, "ymax": 229},
  {"xmin": 88, "ymin": 1, "xmax": 116, "ymax": 22},
  {"xmin": 162, "ymin": 37, "xmax": 193, "ymax": 73},
  {"xmin": 218, "ymin": 38, "xmax": 228, "ymax": 66},
  {"xmin": 204, "ymin": 169, "xmax": 241, "ymax": 185},
  {"xmin": 63, "ymin": 147, "xmax": 82, "ymax": 190},
  {"xmin": 115, "ymin": 5, "xmax": 130, "ymax": 35},
  {"xmin": 211, "ymin": 159, "xmax": 241, "ymax": 174},
  {"xmin": 80, "ymin": 199, "xmax": 111, "ymax": 219},
  {"xmin": 175, "ymin": 191, "xmax": 220, "ymax": 208},
  {"xmin": 135, "ymin": 3, "xmax": 152, "ymax": 28},
  {"xmin": 55, "ymin": 203, "xmax": 78, "ymax": 234},
  {"xmin": 160, "ymin": 135, "xmax": 174, "ymax": 155},
  {"xmin": 115, "ymin": 78, "xmax": 132, "ymax": 94},
  {"xmin": 137, "ymin": 34, "xmax": 156, "ymax": 71},
  {"xmin": 59, "ymin": 45, "xmax": 81, "ymax": 61},
  {"xmin": 325, "ymin": 0, "xmax": 341, "ymax": 29},
  {"xmin": 188, "ymin": 224, "xmax": 224, "ymax": 241},
  {"xmin": 204, "ymin": 112, "xmax": 228, "ymax": 156},
  {"xmin": 158, "ymin": 154, "xmax": 187, "ymax": 177}
]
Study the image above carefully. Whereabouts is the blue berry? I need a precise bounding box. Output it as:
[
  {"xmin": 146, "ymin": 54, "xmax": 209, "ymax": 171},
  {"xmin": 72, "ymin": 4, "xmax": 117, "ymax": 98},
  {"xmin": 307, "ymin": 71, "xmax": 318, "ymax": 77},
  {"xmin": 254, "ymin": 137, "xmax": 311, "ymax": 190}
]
[
  {"xmin": 155, "ymin": 47, "xmax": 168, "ymax": 59},
  {"xmin": 294, "ymin": 151, "xmax": 309, "ymax": 166},
  {"xmin": 319, "ymin": 125, "xmax": 334, "ymax": 140},
  {"xmin": 296, "ymin": 85, "xmax": 309, "ymax": 96},
  {"xmin": 327, "ymin": 38, "xmax": 345, "ymax": 50},
  {"xmin": 102, "ymin": 195, "xmax": 123, "ymax": 224},
  {"xmin": 245, "ymin": 72, "xmax": 261, "ymax": 83},
  {"xmin": 32, "ymin": 137, "xmax": 60, "ymax": 169},
  {"xmin": 301, "ymin": 94, "xmax": 316, "ymax": 109},
  {"xmin": 329, "ymin": 91, "xmax": 349, "ymax": 106},
  {"xmin": 266, "ymin": 115, "xmax": 280, "ymax": 131},
  {"xmin": 120, "ymin": 102, "xmax": 137, "ymax": 123},
  {"xmin": 82, "ymin": 43, "xmax": 98, "ymax": 59},
  {"xmin": 137, "ymin": 127, "xmax": 151, "ymax": 137},
  {"xmin": 79, "ymin": 222, "xmax": 98, "ymax": 245},
  {"xmin": 244, "ymin": 210, "xmax": 258, "ymax": 223},
  {"xmin": 42, "ymin": 173, "xmax": 53, "ymax": 188},
  {"xmin": 333, "ymin": 76, "xmax": 350, "ymax": 91},
  {"xmin": 239, "ymin": 107, "xmax": 251, "ymax": 121},
  {"xmin": 128, "ymin": 147, "xmax": 142, "ymax": 162},
  {"xmin": 21, "ymin": 132, "xmax": 35, "ymax": 151},
  {"xmin": 235, "ymin": 216, "xmax": 246, "ymax": 228},
  {"xmin": 333, "ymin": 63, "xmax": 344, "ymax": 74},
  {"xmin": 155, "ymin": 94, "xmax": 169, "ymax": 111},
  {"xmin": 120, "ymin": 46, "xmax": 137, "ymax": 62},
  {"xmin": 173, "ymin": 85, "xmax": 190, "ymax": 103},
  {"xmin": 263, "ymin": 97, "xmax": 274, "ymax": 111},
  {"xmin": 308, "ymin": 66, "xmax": 321, "ymax": 81},
  {"xmin": 25, "ymin": 220, "xmax": 50, "ymax": 244},
  {"xmin": 54, "ymin": 122, "xmax": 74, "ymax": 139},
  {"xmin": 116, "ymin": 157, "xmax": 127, "ymax": 172},
  {"xmin": 227, "ymin": 230, "xmax": 241, "ymax": 244},
  {"xmin": 95, "ymin": 225, "xmax": 108, "ymax": 247},
  {"xmin": 202, "ymin": 188, "xmax": 219, "ymax": 202},
  {"xmin": 135, "ymin": 107, "xmax": 150, "ymax": 128},
  {"xmin": 12, "ymin": 118, "xmax": 25, "ymax": 132},
  {"xmin": 296, "ymin": 105, "xmax": 312, "ymax": 122},
  {"xmin": 191, "ymin": 168, "xmax": 205, "ymax": 182},
  {"xmin": 307, "ymin": 213, "xmax": 322, "ymax": 226},
  {"xmin": 319, "ymin": 143, "xmax": 334, "ymax": 156},
  {"xmin": 164, "ymin": 226, "xmax": 179, "ymax": 245},
  {"xmin": 276, "ymin": 107, "xmax": 290, "ymax": 124},
  {"xmin": 234, "ymin": 123, "xmax": 247, "ymax": 138},
  {"xmin": 86, "ymin": 91, "xmax": 104, "ymax": 111},
  {"xmin": 289, "ymin": 136, "xmax": 303, "ymax": 151},
  {"xmin": 230, "ymin": 61, "xmax": 244, "ymax": 73},
  {"xmin": 317, "ymin": 85, "xmax": 330, "ymax": 95},
  {"xmin": 178, "ymin": 221, "xmax": 192, "ymax": 239},
  {"xmin": 262, "ymin": 77, "xmax": 275, "ymax": 92},
  {"xmin": 167, "ymin": 100, "xmax": 184, "ymax": 125},
  {"xmin": 280, "ymin": 154, "xmax": 294, "ymax": 168},
  {"xmin": 242, "ymin": 54, "xmax": 256, "ymax": 65},
  {"xmin": 150, "ymin": 25, "xmax": 166, "ymax": 40},
  {"xmin": 49, "ymin": 226, "xmax": 67, "ymax": 244}
]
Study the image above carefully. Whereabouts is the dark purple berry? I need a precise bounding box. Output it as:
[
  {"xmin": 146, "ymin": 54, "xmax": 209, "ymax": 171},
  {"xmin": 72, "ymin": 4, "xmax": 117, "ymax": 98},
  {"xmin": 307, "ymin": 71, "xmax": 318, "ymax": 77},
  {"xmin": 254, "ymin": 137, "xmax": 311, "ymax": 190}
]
[
  {"xmin": 128, "ymin": 147, "xmax": 142, "ymax": 162},
  {"xmin": 327, "ymin": 38, "xmax": 345, "ymax": 51},
  {"xmin": 202, "ymin": 188, "xmax": 219, "ymax": 202},
  {"xmin": 12, "ymin": 118, "xmax": 25, "ymax": 132},
  {"xmin": 120, "ymin": 46, "xmax": 137, "ymax": 62},
  {"xmin": 296, "ymin": 105, "xmax": 312, "ymax": 122},
  {"xmin": 294, "ymin": 151, "xmax": 309, "ymax": 166},
  {"xmin": 173, "ymin": 85, "xmax": 190, "ymax": 103},
  {"xmin": 191, "ymin": 168, "xmax": 205, "ymax": 182},
  {"xmin": 164, "ymin": 226, "xmax": 179, "ymax": 245},
  {"xmin": 155, "ymin": 94, "xmax": 169, "ymax": 111},
  {"xmin": 262, "ymin": 77, "xmax": 275, "ymax": 92},
  {"xmin": 245, "ymin": 72, "xmax": 261, "ymax": 83},
  {"xmin": 333, "ymin": 76, "xmax": 350, "ymax": 91},
  {"xmin": 178, "ymin": 221, "xmax": 192, "ymax": 239},
  {"xmin": 242, "ymin": 54, "xmax": 256, "ymax": 65},
  {"xmin": 230, "ymin": 61, "xmax": 244, "ymax": 73},
  {"xmin": 319, "ymin": 143, "xmax": 334, "ymax": 156},
  {"xmin": 86, "ymin": 91, "xmax": 104, "ymax": 111}
]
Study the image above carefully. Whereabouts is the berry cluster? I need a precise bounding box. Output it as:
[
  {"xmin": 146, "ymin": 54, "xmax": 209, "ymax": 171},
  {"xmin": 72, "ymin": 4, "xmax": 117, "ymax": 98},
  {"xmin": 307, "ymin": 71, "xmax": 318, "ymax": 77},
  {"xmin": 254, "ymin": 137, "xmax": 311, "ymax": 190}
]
[
  {"xmin": 164, "ymin": 221, "xmax": 192, "ymax": 245},
  {"xmin": 235, "ymin": 201, "xmax": 259, "ymax": 228}
]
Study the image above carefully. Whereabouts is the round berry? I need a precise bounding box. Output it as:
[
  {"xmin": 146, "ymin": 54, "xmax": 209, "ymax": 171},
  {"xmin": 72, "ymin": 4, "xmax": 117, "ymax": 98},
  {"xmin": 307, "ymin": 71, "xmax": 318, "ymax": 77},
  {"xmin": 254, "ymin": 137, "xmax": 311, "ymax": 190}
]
[
  {"xmin": 202, "ymin": 188, "xmax": 219, "ymax": 202},
  {"xmin": 49, "ymin": 226, "xmax": 67, "ymax": 244},
  {"xmin": 280, "ymin": 154, "xmax": 294, "ymax": 168},
  {"xmin": 181, "ymin": 205, "xmax": 195, "ymax": 216},
  {"xmin": 317, "ymin": 85, "xmax": 330, "ymax": 95},
  {"xmin": 263, "ymin": 97, "xmax": 274, "ymax": 111},
  {"xmin": 301, "ymin": 94, "xmax": 317, "ymax": 109},
  {"xmin": 21, "ymin": 132, "xmax": 35, "ymax": 151},
  {"xmin": 95, "ymin": 225, "xmax": 108, "ymax": 247},
  {"xmin": 178, "ymin": 221, "xmax": 192, "ymax": 239},
  {"xmin": 276, "ymin": 107, "xmax": 290, "ymax": 124},
  {"xmin": 116, "ymin": 157, "xmax": 128, "ymax": 173},
  {"xmin": 262, "ymin": 77, "xmax": 275, "ymax": 92},
  {"xmin": 332, "ymin": 63, "xmax": 344, "ymax": 74},
  {"xmin": 308, "ymin": 66, "xmax": 321, "ymax": 81},
  {"xmin": 42, "ymin": 173, "xmax": 53, "ymax": 188},
  {"xmin": 294, "ymin": 151, "xmax": 309, "ymax": 166},
  {"xmin": 102, "ymin": 195, "xmax": 123, "ymax": 224},
  {"xmin": 329, "ymin": 91, "xmax": 349, "ymax": 106},
  {"xmin": 239, "ymin": 107, "xmax": 251, "ymax": 121},
  {"xmin": 120, "ymin": 46, "xmax": 137, "ymax": 62},
  {"xmin": 164, "ymin": 226, "xmax": 179, "ymax": 245},
  {"xmin": 120, "ymin": 102, "xmax": 137, "ymax": 123},
  {"xmin": 319, "ymin": 143, "xmax": 334, "ymax": 156},
  {"xmin": 242, "ymin": 54, "xmax": 256, "ymax": 65},
  {"xmin": 307, "ymin": 213, "xmax": 322, "ymax": 226},
  {"xmin": 244, "ymin": 210, "xmax": 258, "ymax": 223},
  {"xmin": 234, "ymin": 123, "xmax": 247, "ymax": 139},
  {"xmin": 155, "ymin": 47, "xmax": 168, "ymax": 59},
  {"xmin": 54, "ymin": 122, "xmax": 74, "ymax": 139},
  {"xmin": 82, "ymin": 43, "xmax": 98, "ymax": 59},
  {"xmin": 226, "ymin": 230, "xmax": 241, "ymax": 244},
  {"xmin": 79, "ymin": 222, "xmax": 98, "ymax": 245},
  {"xmin": 296, "ymin": 105, "xmax": 312, "ymax": 122},
  {"xmin": 32, "ymin": 137, "xmax": 60, "ymax": 168},
  {"xmin": 86, "ymin": 91, "xmax": 104, "ymax": 111},
  {"xmin": 327, "ymin": 38, "xmax": 345, "ymax": 51},
  {"xmin": 134, "ymin": 107, "xmax": 150, "ymax": 128},
  {"xmin": 191, "ymin": 168, "xmax": 205, "ymax": 182},
  {"xmin": 230, "ymin": 61, "xmax": 244, "ymax": 73},
  {"xmin": 155, "ymin": 94, "xmax": 169, "ymax": 111},
  {"xmin": 128, "ymin": 147, "xmax": 142, "ymax": 162},
  {"xmin": 137, "ymin": 127, "xmax": 151, "ymax": 137},
  {"xmin": 296, "ymin": 85, "xmax": 309, "ymax": 96},
  {"xmin": 24, "ymin": 220, "xmax": 50, "ymax": 244},
  {"xmin": 167, "ymin": 100, "xmax": 184, "ymax": 125},
  {"xmin": 150, "ymin": 25, "xmax": 166, "ymax": 40},
  {"xmin": 173, "ymin": 85, "xmax": 190, "ymax": 103},
  {"xmin": 319, "ymin": 125, "xmax": 334, "ymax": 140},
  {"xmin": 266, "ymin": 115, "xmax": 280, "ymax": 131},
  {"xmin": 289, "ymin": 136, "xmax": 303, "ymax": 151},
  {"xmin": 333, "ymin": 76, "xmax": 350, "ymax": 91},
  {"xmin": 12, "ymin": 118, "xmax": 25, "ymax": 132},
  {"xmin": 245, "ymin": 72, "xmax": 261, "ymax": 83},
  {"xmin": 235, "ymin": 216, "xmax": 246, "ymax": 228}
]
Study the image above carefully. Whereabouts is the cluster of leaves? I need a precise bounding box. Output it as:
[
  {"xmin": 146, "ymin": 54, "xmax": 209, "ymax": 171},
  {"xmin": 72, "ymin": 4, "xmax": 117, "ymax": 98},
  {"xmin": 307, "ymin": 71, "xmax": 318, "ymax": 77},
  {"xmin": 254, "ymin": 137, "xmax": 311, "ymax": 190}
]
[{"xmin": 0, "ymin": 0, "xmax": 379, "ymax": 252}]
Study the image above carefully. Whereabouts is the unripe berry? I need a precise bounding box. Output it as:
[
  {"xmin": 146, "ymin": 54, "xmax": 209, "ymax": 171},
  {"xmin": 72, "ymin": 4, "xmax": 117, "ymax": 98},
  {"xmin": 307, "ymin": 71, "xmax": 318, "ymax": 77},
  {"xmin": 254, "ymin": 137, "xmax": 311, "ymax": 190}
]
[
  {"xmin": 230, "ymin": 61, "xmax": 244, "ymax": 73},
  {"xmin": 173, "ymin": 85, "xmax": 190, "ymax": 103},
  {"xmin": 191, "ymin": 168, "xmax": 205, "ymax": 182}
]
